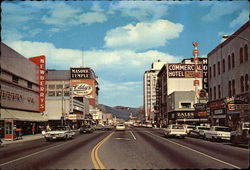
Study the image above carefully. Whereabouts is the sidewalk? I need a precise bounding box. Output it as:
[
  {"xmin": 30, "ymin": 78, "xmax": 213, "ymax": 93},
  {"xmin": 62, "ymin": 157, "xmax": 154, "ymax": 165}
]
[{"xmin": 1, "ymin": 133, "xmax": 44, "ymax": 145}]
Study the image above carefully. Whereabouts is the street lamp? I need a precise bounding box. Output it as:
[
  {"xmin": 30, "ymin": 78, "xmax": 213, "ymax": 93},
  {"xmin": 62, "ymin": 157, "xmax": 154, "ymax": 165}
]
[{"xmin": 222, "ymin": 34, "xmax": 249, "ymax": 42}]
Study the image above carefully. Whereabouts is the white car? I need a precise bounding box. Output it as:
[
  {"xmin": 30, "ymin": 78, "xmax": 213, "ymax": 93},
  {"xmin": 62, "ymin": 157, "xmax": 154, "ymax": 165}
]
[
  {"xmin": 183, "ymin": 124, "xmax": 196, "ymax": 134},
  {"xmin": 116, "ymin": 124, "xmax": 126, "ymax": 131},
  {"xmin": 163, "ymin": 124, "xmax": 187, "ymax": 138},
  {"xmin": 44, "ymin": 126, "xmax": 75, "ymax": 141}
]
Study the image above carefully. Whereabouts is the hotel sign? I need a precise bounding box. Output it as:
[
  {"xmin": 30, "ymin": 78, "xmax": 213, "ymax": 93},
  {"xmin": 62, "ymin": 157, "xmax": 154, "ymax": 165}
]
[
  {"xmin": 29, "ymin": 55, "xmax": 46, "ymax": 112},
  {"xmin": 71, "ymin": 68, "xmax": 91, "ymax": 79},
  {"xmin": 168, "ymin": 64, "xmax": 202, "ymax": 78}
]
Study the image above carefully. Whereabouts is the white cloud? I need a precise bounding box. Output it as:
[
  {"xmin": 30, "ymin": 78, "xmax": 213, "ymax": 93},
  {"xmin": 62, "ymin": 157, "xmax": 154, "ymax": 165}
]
[
  {"xmin": 78, "ymin": 12, "xmax": 107, "ymax": 24},
  {"xmin": 109, "ymin": 1, "xmax": 168, "ymax": 21},
  {"xmin": 230, "ymin": 9, "xmax": 249, "ymax": 28},
  {"xmin": 104, "ymin": 20, "xmax": 183, "ymax": 51},
  {"xmin": 2, "ymin": 29, "xmax": 24, "ymax": 42},
  {"xmin": 202, "ymin": 2, "xmax": 244, "ymax": 22}
]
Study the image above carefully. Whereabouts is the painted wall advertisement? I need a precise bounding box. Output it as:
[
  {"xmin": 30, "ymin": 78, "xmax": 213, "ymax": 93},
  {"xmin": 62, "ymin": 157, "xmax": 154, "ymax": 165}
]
[
  {"xmin": 29, "ymin": 55, "xmax": 46, "ymax": 112},
  {"xmin": 70, "ymin": 79, "xmax": 94, "ymax": 98}
]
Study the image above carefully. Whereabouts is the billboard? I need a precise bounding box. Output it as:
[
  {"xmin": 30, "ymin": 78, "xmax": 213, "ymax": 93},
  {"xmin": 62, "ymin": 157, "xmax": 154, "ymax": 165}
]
[
  {"xmin": 70, "ymin": 79, "xmax": 95, "ymax": 98},
  {"xmin": 29, "ymin": 55, "xmax": 46, "ymax": 112},
  {"xmin": 168, "ymin": 64, "xmax": 203, "ymax": 78}
]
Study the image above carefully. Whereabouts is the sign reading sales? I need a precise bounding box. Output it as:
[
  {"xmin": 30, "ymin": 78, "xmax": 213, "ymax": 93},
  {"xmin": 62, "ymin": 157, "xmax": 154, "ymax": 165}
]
[{"xmin": 29, "ymin": 55, "xmax": 46, "ymax": 112}]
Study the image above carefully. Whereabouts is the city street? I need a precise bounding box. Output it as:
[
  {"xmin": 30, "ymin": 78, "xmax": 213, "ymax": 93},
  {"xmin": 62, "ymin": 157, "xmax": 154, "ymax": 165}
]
[{"xmin": 0, "ymin": 127, "xmax": 248, "ymax": 169}]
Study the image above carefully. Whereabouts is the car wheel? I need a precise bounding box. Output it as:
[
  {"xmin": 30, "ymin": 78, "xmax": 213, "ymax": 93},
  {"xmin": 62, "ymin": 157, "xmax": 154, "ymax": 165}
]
[
  {"xmin": 65, "ymin": 135, "xmax": 68, "ymax": 140},
  {"xmin": 211, "ymin": 136, "xmax": 215, "ymax": 142}
]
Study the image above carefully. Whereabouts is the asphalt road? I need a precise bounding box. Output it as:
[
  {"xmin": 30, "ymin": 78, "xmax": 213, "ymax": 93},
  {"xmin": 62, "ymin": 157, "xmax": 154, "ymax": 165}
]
[{"xmin": 0, "ymin": 127, "xmax": 249, "ymax": 169}]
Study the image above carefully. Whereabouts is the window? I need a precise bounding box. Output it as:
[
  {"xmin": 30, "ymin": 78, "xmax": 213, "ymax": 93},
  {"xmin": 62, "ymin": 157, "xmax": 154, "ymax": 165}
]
[
  {"xmin": 180, "ymin": 102, "xmax": 191, "ymax": 109},
  {"xmin": 64, "ymin": 91, "xmax": 70, "ymax": 96},
  {"xmin": 209, "ymin": 67, "xmax": 212, "ymax": 79},
  {"xmin": 48, "ymin": 85, "xmax": 55, "ymax": 89},
  {"xmin": 209, "ymin": 88, "xmax": 212, "ymax": 100},
  {"xmin": 229, "ymin": 81, "xmax": 231, "ymax": 97},
  {"xmin": 232, "ymin": 53, "xmax": 235, "ymax": 68},
  {"xmin": 27, "ymin": 82, "xmax": 32, "ymax": 89},
  {"xmin": 228, "ymin": 55, "xmax": 231, "ymax": 70},
  {"xmin": 12, "ymin": 75, "xmax": 18, "ymax": 84},
  {"xmin": 232, "ymin": 79, "xmax": 235, "ymax": 96},
  {"xmin": 217, "ymin": 61, "xmax": 220, "ymax": 75},
  {"xmin": 56, "ymin": 85, "xmax": 63, "ymax": 89},
  {"xmin": 245, "ymin": 74, "xmax": 249, "ymax": 91},
  {"xmin": 244, "ymin": 44, "xmax": 248, "ymax": 61},
  {"xmin": 56, "ymin": 91, "xmax": 62, "ymax": 96},
  {"xmin": 214, "ymin": 86, "xmax": 216, "ymax": 100},
  {"xmin": 218, "ymin": 85, "xmax": 221, "ymax": 99},
  {"xmin": 222, "ymin": 59, "xmax": 225, "ymax": 72},
  {"xmin": 48, "ymin": 91, "xmax": 55, "ymax": 96},
  {"xmin": 213, "ymin": 64, "xmax": 216, "ymax": 77},
  {"xmin": 240, "ymin": 47, "xmax": 243, "ymax": 64},
  {"xmin": 240, "ymin": 76, "xmax": 244, "ymax": 93}
]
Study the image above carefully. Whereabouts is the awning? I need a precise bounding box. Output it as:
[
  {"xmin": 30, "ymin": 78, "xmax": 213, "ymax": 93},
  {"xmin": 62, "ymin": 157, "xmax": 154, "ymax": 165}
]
[
  {"xmin": 176, "ymin": 118, "xmax": 208, "ymax": 122},
  {"xmin": 0, "ymin": 109, "xmax": 48, "ymax": 122}
]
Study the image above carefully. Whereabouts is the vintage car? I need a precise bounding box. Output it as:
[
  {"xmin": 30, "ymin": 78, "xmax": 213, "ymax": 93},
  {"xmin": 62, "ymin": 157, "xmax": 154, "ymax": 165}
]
[
  {"xmin": 79, "ymin": 125, "xmax": 94, "ymax": 134},
  {"xmin": 116, "ymin": 124, "xmax": 126, "ymax": 131},
  {"xmin": 44, "ymin": 126, "xmax": 75, "ymax": 141},
  {"xmin": 162, "ymin": 124, "xmax": 187, "ymax": 138}
]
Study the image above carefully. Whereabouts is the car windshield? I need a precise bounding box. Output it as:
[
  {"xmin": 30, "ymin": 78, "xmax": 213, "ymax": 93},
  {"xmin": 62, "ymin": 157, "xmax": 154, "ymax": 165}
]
[
  {"xmin": 172, "ymin": 125, "xmax": 184, "ymax": 129},
  {"xmin": 51, "ymin": 127, "xmax": 67, "ymax": 131},
  {"xmin": 215, "ymin": 127, "xmax": 229, "ymax": 132},
  {"xmin": 198, "ymin": 127, "xmax": 210, "ymax": 130},
  {"xmin": 187, "ymin": 126, "xmax": 195, "ymax": 129}
]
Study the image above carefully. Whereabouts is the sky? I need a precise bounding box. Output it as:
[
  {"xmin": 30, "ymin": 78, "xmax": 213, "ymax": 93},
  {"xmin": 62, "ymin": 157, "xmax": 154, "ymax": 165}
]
[{"xmin": 2, "ymin": 1, "xmax": 249, "ymax": 108}]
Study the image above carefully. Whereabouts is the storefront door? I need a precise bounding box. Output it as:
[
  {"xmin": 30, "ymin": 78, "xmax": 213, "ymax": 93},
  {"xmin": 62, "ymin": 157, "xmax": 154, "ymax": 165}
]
[{"xmin": 4, "ymin": 120, "xmax": 14, "ymax": 140}]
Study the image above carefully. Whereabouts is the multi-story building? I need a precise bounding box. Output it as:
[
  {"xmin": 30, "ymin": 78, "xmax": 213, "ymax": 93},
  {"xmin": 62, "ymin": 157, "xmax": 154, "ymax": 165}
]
[
  {"xmin": 207, "ymin": 21, "xmax": 249, "ymax": 128},
  {"xmin": 0, "ymin": 42, "xmax": 47, "ymax": 140},
  {"xmin": 157, "ymin": 58, "xmax": 208, "ymax": 126},
  {"xmin": 143, "ymin": 60, "xmax": 166, "ymax": 123},
  {"xmin": 45, "ymin": 68, "xmax": 99, "ymax": 128}
]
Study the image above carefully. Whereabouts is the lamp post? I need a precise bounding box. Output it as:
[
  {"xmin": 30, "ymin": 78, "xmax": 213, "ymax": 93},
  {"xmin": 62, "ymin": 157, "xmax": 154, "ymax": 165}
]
[
  {"xmin": 222, "ymin": 34, "xmax": 249, "ymax": 42},
  {"xmin": 61, "ymin": 86, "xmax": 70, "ymax": 126}
]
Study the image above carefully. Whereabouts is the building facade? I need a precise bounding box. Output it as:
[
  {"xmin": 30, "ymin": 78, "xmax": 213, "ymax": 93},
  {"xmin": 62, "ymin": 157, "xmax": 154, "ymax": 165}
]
[
  {"xmin": 143, "ymin": 60, "xmax": 166, "ymax": 123},
  {"xmin": 0, "ymin": 42, "xmax": 47, "ymax": 140},
  {"xmin": 207, "ymin": 21, "xmax": 249, "ymax": 129},
  {"xmin": 157, "ymin": 58, "xmax": 207, "ymax": 126}
]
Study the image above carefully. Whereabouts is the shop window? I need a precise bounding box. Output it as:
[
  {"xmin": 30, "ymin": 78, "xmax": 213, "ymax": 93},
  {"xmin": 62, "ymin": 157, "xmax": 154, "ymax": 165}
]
[
  {"xmin": 48, "ymin": 91, "xmax": 55, "ymax": 96},
  {"xmin": 240, "ymin": 76, "xmax": 244, "ymax": 93},
  {"xmin": 240, "ymin": 47, "xmax": 243, "ymax": 64},
  {"xmin": 222, "ymin": 59, "xmax": 225, "ymax": 72},
  {"xmin": 245, "ymin": 74, "xmax": 249, "ymax": 91},
  {"xmin": 213, "ymin": 64, "xmax": 216, "ymax": 77},
  {"xmin": 214, "ymin": 86, "xmax": 216, "ymax": 100},
  {"xmin": 232, "ymin": 79, "xmax": 235, "ymax": 96},
  {"xmin": 228, "ymin": 55, "xmax": 231, "ymax": 70},
  {"xmin": 232, "ymin": 53, "xmax": 235, "ymax": 68},
  {"xmin": 64, "ymin": 91, "xmax": 70, "ymax": 96},
  {"xmin": 48, "ymin": 85, "xmax": 55, "ymax": 89},
  {"xmin": 56, "ymin": 91, "xmax": 62, "ymax": 96},
  {"xmin": 180, "ymin": 102, "xmax": 191, "ymax": 109},
  {"xmin": 217, "ymin": 61, "xmax": 220, "ymax": 75},
  {"xmin": 229, "ymin": 81, "xmax": 231, "ymax": 97},
  {"xmin": 244, "ymin": 44, "xmax": 248, "ymax": 62},
  {"xmin": 27, "ymin": 82, "xmax": 32, "ymax": 89},
  {"xmin": 12, "ymin": 75, "xmax": 19, "ymax": 84}
]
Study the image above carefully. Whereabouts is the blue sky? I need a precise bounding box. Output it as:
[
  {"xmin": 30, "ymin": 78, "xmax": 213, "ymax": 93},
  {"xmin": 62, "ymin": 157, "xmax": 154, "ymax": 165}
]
[{"xmin": 2, "ymin": 1, "xmax": 249, "ymax": 107}]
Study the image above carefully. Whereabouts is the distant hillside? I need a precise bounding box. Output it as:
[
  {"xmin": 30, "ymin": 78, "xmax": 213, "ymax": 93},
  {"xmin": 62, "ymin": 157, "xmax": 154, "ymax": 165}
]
[{"xmin": 98, "ymin": 104, "xmax": 140, "ymax": 120}]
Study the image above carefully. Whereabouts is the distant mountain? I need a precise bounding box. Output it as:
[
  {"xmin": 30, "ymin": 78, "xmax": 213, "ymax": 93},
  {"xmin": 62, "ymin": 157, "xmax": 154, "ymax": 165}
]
[{"xmin": 98, "ymin": 104, "xmax": 140, "ymax": 120}]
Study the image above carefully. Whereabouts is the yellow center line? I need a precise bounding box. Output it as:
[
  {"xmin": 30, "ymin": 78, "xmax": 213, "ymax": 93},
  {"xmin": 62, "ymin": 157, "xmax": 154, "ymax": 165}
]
[
  {"xmin": 91, "ymin": 131, "xmax": 114, "ymax": 169},
  {"xmin": 145, "ymin": 131, "xmax": 241, "ymax": 169}
]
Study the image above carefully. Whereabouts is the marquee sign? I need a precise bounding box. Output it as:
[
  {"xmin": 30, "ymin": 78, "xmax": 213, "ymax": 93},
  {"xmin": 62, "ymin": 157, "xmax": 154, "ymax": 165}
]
[{"xmin": 71, "ymin": 68, "xmax": 91, "ymax": 79}]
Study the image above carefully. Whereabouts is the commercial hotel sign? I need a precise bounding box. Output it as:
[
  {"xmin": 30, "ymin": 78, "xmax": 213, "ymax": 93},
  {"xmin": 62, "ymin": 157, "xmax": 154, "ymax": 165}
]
[
  {"xmin": 29, "ymin": 55, "xmax": 46, "ymax": 112},
  {"xmin": 168, "ymin": 64, "xmax": 203, "ymax": 78}
]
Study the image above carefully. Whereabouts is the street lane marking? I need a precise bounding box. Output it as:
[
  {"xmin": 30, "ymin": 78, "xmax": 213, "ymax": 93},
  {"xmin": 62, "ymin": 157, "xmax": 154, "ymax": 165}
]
[
  {"xmin": 145, "ymin": 131, "xmax": 241, "ymax": 169},
  {"xmin": 114, "ymin": 137, "xmax": 131, "ymax": 140},
  {"xmin": 0, "ymin": 141, "xmax": 69, "ymax": 167},
  {"xmin": 91, "ymin": 131, "xmax": 114, "ymax": 169},
  {"xmin": 130, "ymin": 131, "xmax": 136, "ymax": 140}
]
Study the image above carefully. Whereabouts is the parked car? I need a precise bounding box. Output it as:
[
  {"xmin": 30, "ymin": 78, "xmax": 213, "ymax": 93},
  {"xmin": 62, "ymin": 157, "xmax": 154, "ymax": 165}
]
[
  {"xmin": 162, "ymin": 124, "xmax": 187, "ymax": 138},
  {"xmin": 80, "ymin": 125, "xmax": 94, "ymax": 134},
  {"xmin": 103, "ymin": 124, "xmax": 114, "ymax": 131},
  {"xmin": 204, "ymin": 126, "xmax": 231, "ymax": 141},
  {"xmin": 44, "ymin": 126, "xmax": 75, "ymax": 141},
  {"xmin": 183, "ymin": 124, "xmax": 196, "ymax": 134},
  {"xmin": 189, "ymin": 126, "xmax": 210, "ymax": 138},
  {"xmin": 231, "ymin": 122, "xmax": 249, "ymax": 145},
  {"xmin": 94, "ymin": 124, "xmax": 105, "ymax": 130},
  {"xmin": 116, "ymin": 124, "xmax": 126, "ymax": 131}
]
